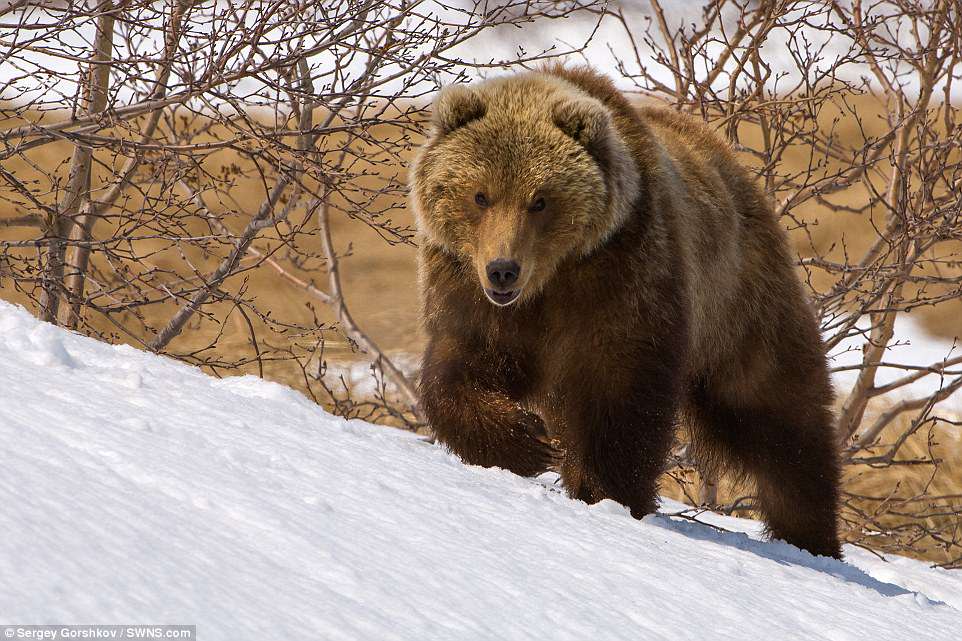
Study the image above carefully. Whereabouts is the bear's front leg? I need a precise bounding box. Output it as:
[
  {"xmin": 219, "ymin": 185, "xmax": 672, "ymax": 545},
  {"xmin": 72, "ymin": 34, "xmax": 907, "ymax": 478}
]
[
  {"xmin": 419, "ymin": 337, "xmax": 560, "ymax": 477},
  {"xmin": 560, "ymin": 366, "xmax": 680, "ymax": 519}
]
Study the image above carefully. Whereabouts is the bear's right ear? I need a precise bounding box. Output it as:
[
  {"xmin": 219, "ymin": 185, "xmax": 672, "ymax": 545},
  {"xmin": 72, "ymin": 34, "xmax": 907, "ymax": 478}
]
[
  {"xmin": 432, "ymin": 84, "xmax": 486, "ymax": 136},
  {"xmin": 552, "ymin": 96, "xmax": 613, "ymax": 154}
]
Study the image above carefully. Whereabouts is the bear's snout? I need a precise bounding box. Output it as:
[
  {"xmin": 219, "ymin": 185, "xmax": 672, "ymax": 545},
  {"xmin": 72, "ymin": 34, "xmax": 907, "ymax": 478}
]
[
  {"xmin": 483, "ymin": 258, "xmax": 522, "ymax": 306},
  {"xmin": 485, "ymin": 258, "xmax": 520, "ymax": 290}
]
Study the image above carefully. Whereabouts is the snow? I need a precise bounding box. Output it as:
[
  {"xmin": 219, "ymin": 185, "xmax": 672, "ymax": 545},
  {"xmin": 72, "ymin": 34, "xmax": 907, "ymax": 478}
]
[
  {"xmin": 829, "ymin": 315, "xmax": 962, "ymax": 411},
  {"xmin": 1, "ymin": 298, "xmax": 960, "ymax": 640}
]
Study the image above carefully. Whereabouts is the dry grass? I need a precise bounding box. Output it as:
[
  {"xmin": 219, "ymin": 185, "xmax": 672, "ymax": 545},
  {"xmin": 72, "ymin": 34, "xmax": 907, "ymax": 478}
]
[{"xmin": 0, "ymin": 109, "xmax": 423, "ymax": 393}]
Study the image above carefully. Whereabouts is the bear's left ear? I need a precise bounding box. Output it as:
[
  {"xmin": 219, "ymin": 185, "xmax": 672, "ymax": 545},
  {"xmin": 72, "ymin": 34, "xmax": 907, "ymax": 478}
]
[
  {"xmin": 552, "ymin": 96, "xmax": 613, "ymax": 155},
  {"xmin": 432, "ymin": 84, "xmax": 486, "ymax": 136}
]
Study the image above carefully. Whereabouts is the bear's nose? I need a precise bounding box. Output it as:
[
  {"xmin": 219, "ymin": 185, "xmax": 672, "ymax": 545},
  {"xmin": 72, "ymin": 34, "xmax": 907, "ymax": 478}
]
[{"xmin": 486, "ymin": 259, "xmax": 520, "ymax": 290}]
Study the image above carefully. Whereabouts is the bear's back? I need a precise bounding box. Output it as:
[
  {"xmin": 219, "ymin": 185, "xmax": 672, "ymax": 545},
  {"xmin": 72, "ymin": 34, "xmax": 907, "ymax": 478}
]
[{"xmin": 539, "ymin": 65, "xmax": 799, "ymax": 377}]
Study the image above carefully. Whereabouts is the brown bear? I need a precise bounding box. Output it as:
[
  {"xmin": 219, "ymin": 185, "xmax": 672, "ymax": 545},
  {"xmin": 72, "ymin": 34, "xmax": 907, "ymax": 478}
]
[{"xmin": 410, "ymin": 65, "xmax": 841, "ymax": 558}]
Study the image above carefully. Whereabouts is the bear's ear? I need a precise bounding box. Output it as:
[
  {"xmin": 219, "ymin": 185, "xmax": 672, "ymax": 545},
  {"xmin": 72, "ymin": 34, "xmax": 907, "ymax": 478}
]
[
  {"xmin": 552, "ymin": 96, "xmax": 613, "ymax": 153},
  {"xmin": 432, "ymin": 84, "xmax": 486, "ymax": 136}
]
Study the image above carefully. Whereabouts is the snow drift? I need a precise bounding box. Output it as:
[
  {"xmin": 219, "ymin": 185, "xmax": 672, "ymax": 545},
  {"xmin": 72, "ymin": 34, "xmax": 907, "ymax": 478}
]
[{"xmin": 0, "ymin": 299, "xmax": 960, "ymax": 640}]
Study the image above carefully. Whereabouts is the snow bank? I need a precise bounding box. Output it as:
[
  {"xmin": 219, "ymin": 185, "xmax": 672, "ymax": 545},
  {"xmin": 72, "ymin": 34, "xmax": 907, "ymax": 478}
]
[
  {"xmin": 0, "ymin": 299, "xmax": 960, "ymax": 640},
  {"xmin": 830, "ymin": 315, "xmax": 962, "ymax": 412}
]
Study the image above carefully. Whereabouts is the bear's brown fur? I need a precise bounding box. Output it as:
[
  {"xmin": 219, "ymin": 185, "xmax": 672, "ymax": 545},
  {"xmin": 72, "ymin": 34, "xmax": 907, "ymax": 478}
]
[{"xmin": 410, "ymin": 65, "xmax": 841, "ymax": 558}]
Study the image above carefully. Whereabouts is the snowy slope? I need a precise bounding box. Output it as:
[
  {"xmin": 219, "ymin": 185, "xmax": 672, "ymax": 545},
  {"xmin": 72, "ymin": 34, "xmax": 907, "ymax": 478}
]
[{"xmin": 0, "ymin": 299, "xmax": 960, "ymax": 641}]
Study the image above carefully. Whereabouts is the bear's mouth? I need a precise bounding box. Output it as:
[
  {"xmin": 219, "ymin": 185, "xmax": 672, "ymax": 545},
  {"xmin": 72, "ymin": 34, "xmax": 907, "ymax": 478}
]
[{"xmin": 484, "ymin": 288, "xmax": 521, "ymax": 307}]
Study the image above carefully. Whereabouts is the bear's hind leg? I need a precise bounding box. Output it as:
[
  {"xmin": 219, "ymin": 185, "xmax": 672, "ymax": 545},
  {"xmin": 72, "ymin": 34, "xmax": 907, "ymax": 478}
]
[{"xmin": 688, "ymin": 378, "xmax": 842, "ymax": 559}]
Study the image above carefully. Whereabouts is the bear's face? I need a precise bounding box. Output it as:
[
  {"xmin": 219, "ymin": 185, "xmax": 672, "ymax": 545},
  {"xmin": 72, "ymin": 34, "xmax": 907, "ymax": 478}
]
[{"xmin": 411, "ymin": 75, "xmax": 639, "ymax": 307}]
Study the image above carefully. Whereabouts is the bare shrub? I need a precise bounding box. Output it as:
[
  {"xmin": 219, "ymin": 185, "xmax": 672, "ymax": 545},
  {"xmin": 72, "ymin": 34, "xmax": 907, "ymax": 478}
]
[{"xmin": 0, "ymin": 0, "xmax": 599, "ymax": 428}]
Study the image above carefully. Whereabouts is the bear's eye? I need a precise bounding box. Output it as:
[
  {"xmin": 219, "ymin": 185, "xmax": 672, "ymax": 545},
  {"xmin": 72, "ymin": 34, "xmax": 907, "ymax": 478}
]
[
  {"xmin": 474, "ymin": 192, "xmax": 489, "ymax": 208},
  {"xmin": 529, "ymin": 197, "xmax": 546, "ymax": 213}
]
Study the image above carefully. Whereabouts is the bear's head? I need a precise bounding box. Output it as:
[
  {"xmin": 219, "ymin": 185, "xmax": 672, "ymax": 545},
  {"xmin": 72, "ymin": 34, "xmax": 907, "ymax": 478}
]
[{"xmin": 410, "ymin": 73, "xmax": 639, "ymax": 307}]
